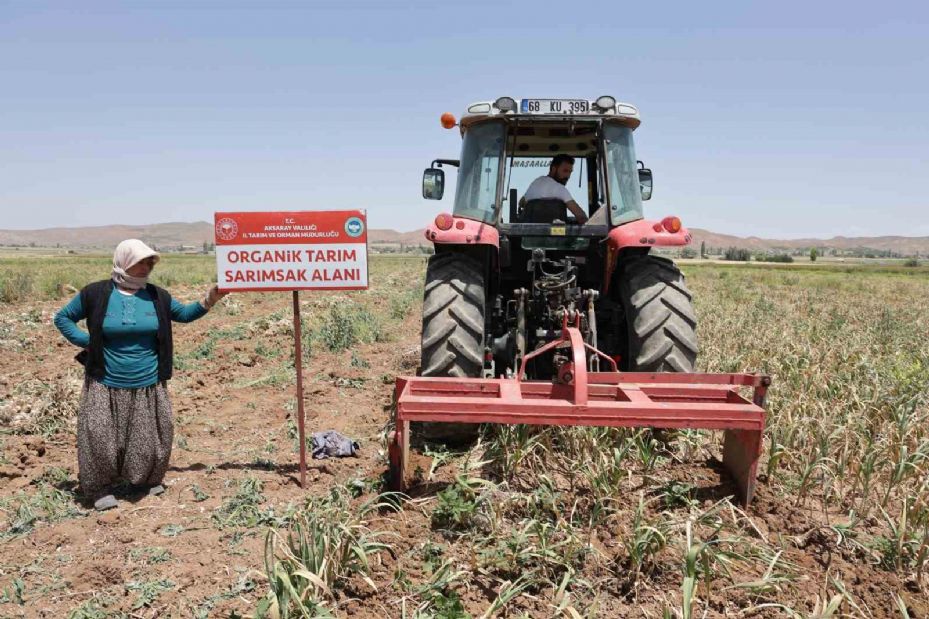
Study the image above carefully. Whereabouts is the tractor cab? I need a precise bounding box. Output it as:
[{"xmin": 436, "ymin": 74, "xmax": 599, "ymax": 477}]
[{"xmin": 423, "ymin": 96, "xmax": 652, "ymax": 237}]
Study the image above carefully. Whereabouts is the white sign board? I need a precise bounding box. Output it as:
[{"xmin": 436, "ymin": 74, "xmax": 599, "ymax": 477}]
[{"xmin": 214, "ymin": 211, "xmax": 368, "ymax": 291}]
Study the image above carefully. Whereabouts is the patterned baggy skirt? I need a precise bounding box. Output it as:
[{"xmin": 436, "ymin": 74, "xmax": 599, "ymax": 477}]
[{"xmin": 77, "ymin": 378, "xmax": 174, "ymax": 497}]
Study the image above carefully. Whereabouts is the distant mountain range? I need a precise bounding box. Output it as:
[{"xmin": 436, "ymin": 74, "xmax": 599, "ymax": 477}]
[
  {"xmin": 0, "ymin": 221, "xmax": 927, "ymax": 255},
  {"xmin": 0, "ymin": 222, "xmax": 429, "ymax": 250},
  {"xmin": 685, "ymin": 230, "xmax": 929, "ymax": 255}
]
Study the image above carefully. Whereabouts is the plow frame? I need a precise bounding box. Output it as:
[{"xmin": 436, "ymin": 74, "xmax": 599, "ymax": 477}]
[{"xmin": 389, "ymin": 327, "xmax": 770, "ymax": 506}]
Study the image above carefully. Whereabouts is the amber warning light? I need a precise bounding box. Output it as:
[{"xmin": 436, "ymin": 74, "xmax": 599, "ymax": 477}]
[
  {"xmin": 434, "ymin": 213, "xmax": 454, "ymax": 230},
  {"xmin": 661, "ymin": 216, "xmax": 682, "ymax": 233},
  {"xmin": 440, "ymin": 113, "xmax": 457, "ymax": 129}
]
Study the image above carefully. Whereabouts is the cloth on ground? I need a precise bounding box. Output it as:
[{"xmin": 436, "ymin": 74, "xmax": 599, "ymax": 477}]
[{"xmin": 311, "ymin": 430, "xmax": 359, "ymax": 459}]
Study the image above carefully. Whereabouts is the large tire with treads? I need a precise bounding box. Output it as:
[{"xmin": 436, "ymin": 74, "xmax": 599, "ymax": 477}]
[
  {"xmin": 618, "ymin": 255, "xmax": 698, "ymax": 372},
  {"xmin": 415, "ymin": 252, "xmax": 485, "ymax": 443},
  {"xmin": 420, "ymin": 253, "xmax": 485, "ymax": 377}
]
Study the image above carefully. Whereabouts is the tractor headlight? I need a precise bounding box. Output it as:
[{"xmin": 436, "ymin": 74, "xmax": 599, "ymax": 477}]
[
  {"xmin": 594, "ymin": 95, "xmax": 616, "ymax": 111},
  {"xmin": 494, "ymin": 97, "xmax": 517, "ymax": 113}
]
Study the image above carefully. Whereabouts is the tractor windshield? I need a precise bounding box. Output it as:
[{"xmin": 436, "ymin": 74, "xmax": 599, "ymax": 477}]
[
  {"xmin": 603, "ymin": 123, "xmax": 644, "ymax": 225},
  {"xmin": 453, "ymin": 121, "xmax": 506, "ymax": 223}
]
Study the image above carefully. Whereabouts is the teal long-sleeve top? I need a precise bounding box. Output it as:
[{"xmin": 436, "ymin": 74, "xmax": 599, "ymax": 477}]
[{"xmin": 54, "ymin": 287, "xmax": 208, "ymax": 388}]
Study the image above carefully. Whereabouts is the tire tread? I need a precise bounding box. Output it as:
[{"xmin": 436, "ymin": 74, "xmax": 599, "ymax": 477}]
[{"xmin": 619, "ymin": 255, "xmax": 698, "ymax": 373}]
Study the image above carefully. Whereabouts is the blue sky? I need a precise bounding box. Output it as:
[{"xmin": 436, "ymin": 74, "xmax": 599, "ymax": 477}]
[{"xmin": 1, "ymin": 1, "xmax": 927, "ymax": 238}]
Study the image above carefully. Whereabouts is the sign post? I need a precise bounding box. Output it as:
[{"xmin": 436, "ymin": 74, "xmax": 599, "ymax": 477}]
[
  {"xmin": 291, "ymin": 291, "xmax": 306, "ymax": 487},
  {"xmin": 214, "ymin": 210, "xmax": 369, "ymax": 488}
]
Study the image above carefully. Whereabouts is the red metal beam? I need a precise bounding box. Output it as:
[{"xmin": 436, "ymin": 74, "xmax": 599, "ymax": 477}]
[{"xmin": 389, "ymin": 328, "xmax": 770, "ymax": 506}]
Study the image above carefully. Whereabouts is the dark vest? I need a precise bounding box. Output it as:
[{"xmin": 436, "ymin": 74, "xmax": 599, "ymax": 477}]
[{"xmin": 78, "ymin": 280, "xmax": 174, "ymax": 382}]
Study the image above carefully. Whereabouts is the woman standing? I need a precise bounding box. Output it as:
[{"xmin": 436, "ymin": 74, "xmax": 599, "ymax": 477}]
[{"xmin": 54, "ymin": 239, "xmax": 226, "ymax": 511}]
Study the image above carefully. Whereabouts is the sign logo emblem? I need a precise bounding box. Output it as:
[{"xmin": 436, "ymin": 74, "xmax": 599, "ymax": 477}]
[
  {"xmin": 344, "ymin": 216, "xmax": 364, "ymax": 238},
  {"xmin": 216, "ymin": 218, "xmax": 238, "ymax": 241}
]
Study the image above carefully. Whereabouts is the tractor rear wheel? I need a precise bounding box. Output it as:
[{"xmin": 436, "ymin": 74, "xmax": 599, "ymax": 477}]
[
  {"xmin": 415, "ymin": 252, "xmax": 485, "ymax": 443},
  {"xmin": 420, "ymin": 253, "xmax": 485, "ymax": 377},
  {"xmin": 618, "ymin": 255, "xmax": 698, "ymax": 372}
]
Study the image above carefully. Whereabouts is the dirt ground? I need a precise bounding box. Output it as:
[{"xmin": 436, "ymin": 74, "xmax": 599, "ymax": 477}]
[
  {"xmin": 0, "ymin": 278, "xmax": 926, "ymax": 618},
  {"xmin": 0, "ymin": 287, "xmax": 412, "ymax": 617}
]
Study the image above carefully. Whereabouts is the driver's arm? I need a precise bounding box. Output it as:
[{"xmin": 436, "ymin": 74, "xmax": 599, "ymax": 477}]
[{"xmin": 566, "ymin": 200, "xmax": 588, "ymax": 224}]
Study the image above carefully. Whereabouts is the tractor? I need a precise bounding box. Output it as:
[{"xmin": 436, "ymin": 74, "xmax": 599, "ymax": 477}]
[{"xmin": 389, "ymin": 97, "xmax": 769, "ymax": 505}]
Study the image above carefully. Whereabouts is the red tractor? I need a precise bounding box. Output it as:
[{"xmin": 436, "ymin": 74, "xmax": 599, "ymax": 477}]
[{"xmin": 390, "ymin": 97, "xmax": 769, "ymax": 505}]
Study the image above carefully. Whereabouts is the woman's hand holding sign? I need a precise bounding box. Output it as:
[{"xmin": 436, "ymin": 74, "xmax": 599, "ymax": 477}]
[{"xmin": 203, "ymin": 285, "xmax": 229, "ymax": 310}]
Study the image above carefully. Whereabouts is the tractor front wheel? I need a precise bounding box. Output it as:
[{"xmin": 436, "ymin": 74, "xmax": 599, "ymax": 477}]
[{"xmin": 618, "ymin": 255, "xmax": 698, "ymax": 372}]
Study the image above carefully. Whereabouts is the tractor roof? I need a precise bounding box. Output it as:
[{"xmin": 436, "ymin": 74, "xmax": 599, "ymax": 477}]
[{"xmin": 459, "ymin": 96, "xmax": 641, "ymax": 132}]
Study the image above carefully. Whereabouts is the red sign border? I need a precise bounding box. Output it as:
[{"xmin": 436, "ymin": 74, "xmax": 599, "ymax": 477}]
[{"xmin": 214, "ymin": 210, "xmax": 369, "ymax": 293}]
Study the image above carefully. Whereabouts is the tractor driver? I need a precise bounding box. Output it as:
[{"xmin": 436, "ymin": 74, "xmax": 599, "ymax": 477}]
[{"xmin": 519, "ymin": 154, "xmax": 589, "ymax": 224}]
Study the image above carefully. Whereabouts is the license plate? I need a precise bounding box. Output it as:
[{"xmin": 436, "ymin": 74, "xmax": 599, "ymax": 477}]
[{"xmin": 520, "ymin": 99, "xmax": 590, "ymax": 114}]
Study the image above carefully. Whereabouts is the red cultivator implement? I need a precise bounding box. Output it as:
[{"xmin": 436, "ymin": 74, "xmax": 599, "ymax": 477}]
[{"xmin": 389, "ymin": 325, "xmax": 770, "ymax": 506}]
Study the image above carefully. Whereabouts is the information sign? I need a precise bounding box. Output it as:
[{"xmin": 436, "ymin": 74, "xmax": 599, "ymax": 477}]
[{"xmin": 214, "ymin": 210, "xmax": 368, "ymax": 292}]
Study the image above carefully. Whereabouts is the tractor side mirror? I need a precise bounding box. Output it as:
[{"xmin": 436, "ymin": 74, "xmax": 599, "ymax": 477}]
[
  {"xmin": 638, "ymin": 168, "xmax": 653, "ymax": 201},
  {"xmin": 422, "ymin": 168, "xmax": 445, "ymax": 200}
]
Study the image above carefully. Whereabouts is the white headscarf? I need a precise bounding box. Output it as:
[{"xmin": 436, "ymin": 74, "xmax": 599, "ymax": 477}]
[{"xmin": 112, "ymin": 239, "xmax": 160, "ymax": 290}]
